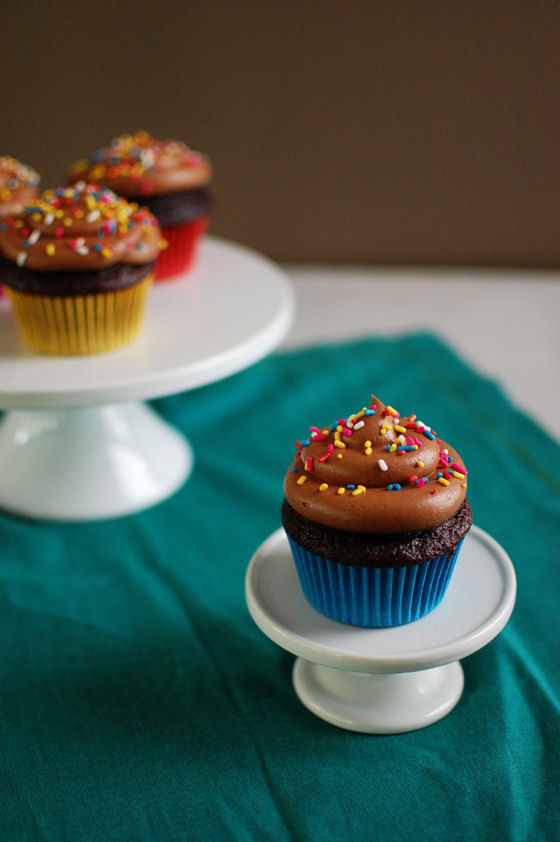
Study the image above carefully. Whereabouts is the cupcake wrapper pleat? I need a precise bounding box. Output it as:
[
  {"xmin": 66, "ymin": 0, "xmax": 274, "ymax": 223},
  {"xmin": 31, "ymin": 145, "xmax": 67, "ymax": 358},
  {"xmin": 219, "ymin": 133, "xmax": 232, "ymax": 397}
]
[
  {"xmin": 6, "ymin": 276, "xmax": 152, "ymax": 355},
  {"xmin": 155, "ymin": 217, "xmax": 209, "ymax": 281},
  {"xmin": 287, "ymin": 535, "xmax": 464, "ymax": 627}
]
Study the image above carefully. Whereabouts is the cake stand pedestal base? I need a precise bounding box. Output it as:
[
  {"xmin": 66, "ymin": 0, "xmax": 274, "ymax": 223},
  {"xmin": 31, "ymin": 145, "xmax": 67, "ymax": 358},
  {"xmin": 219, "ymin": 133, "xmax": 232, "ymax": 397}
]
[
  {"xmin": 0, "ymin": 402, "xmax": 192, "ymax": 521},
  {"xmin": 293, "ymin": 658, "xmax": 464, "ymax": 734},
  {"xmin": 246, "ymin": 527, "xmax": 516, "ymax": 735}
]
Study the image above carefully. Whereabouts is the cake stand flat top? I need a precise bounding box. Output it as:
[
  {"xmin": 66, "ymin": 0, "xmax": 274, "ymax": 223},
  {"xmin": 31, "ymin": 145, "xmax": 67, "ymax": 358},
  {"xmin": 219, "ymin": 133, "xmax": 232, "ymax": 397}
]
[
  {"xmin": 0, "ymin": 237, "xmax": 294, "ymax": 409},
  {"xmin": 245, "ymin": 526, "xmax": 517, "ymax": 674}
]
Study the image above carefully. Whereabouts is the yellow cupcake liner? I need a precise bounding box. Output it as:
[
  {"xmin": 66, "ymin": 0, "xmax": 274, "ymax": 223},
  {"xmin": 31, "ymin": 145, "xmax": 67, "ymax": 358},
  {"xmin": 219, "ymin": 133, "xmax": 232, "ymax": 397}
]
[{"xmin": 5, "ymin": 275, "xmax": 152, "ymax": 355}]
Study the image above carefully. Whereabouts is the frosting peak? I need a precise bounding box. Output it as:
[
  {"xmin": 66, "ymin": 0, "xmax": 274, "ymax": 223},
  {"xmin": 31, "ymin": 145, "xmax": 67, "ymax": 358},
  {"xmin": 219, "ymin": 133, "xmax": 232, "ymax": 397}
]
[
  {"xmin": 0, "ymin": 183, "xmax": 163, "ymax": 271},
  {"xmin": 68, "ymin": 130, "xmax": 212, "ymax": 197},
  {"xmin": 283, "ymin": 394, "xmax": 468, "ymax": 534}
]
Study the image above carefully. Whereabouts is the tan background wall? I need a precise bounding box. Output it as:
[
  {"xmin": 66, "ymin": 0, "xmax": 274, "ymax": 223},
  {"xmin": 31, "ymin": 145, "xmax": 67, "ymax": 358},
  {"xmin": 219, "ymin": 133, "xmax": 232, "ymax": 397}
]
[{"xmin": 2, "ymin": 1, "xmax": 558, "ymax": 266}]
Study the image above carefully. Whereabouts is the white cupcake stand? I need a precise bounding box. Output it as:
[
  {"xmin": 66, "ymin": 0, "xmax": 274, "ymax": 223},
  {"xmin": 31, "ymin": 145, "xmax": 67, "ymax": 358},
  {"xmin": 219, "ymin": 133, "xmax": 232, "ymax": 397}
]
[
  {"xmin": 0, "ymin": 238, "xmax": 294, "ymax": 520},
  {"xmin": 246, "ymin": 526, "xmax": 516, "ymax": 734}
]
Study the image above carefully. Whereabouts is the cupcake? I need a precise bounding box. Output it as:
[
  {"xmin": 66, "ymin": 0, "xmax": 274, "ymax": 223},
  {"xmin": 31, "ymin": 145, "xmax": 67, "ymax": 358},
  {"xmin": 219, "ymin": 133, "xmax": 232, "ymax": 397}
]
[
  {"xmin": 68, "ymin": 130, "xmax": 213, "ymax": 281},
  {"xmin": 281, "ymin": 394, "xmax": 472, "ymax": 627},
  {"xmin": 0, "ymin": 183, "xmax": 162, "ymax": 355},
  {"xmin": 0, "ymin": 156, "xmax": 40, "ymax": 216}
]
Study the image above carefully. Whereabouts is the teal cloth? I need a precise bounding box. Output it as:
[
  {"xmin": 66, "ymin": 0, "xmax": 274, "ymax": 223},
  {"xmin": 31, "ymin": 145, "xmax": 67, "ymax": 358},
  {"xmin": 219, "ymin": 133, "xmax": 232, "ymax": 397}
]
[{"xmin": 0, "ymin": 334, "xmax": 558, "ymax": 841}]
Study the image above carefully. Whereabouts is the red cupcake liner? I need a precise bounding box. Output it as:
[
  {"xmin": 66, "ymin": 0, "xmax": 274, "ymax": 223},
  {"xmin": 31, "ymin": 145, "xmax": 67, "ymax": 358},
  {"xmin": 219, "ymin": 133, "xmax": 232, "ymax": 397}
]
[{"xmin": 155, "ymin": 216, "xmax": 209, "ymax": 281}]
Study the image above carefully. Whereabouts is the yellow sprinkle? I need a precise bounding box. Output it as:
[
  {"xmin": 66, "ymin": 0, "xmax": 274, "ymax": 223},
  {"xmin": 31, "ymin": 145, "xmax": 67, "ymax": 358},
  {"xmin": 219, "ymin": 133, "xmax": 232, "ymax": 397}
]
[
  {"xmin": 438, "ymin": 477, "xmax": 450, "ymax": 486},
  {"xmin": 336, "ymin": 425, "xmax": 343, "ymax": 432},
  {"xmin": 336, "ymin": 453, "xmax": 343, "ymax": 459},
  {"xmin": 321, "ymin": 429, "xmax": 329, "ymax": 436},
  {"xmin": 319, "ymin": 483, "xmax": 328, "ymax": 492},
  {"xmin": 74, "ymin": 209, "xmax": 84, "ymax": 218},
  {"xmin": 452, "ymin": 471, "xmax": 464, "ymax": 479},
  {"xmin": 32, "ymin": 212, "xmax": 41, "ymax": 222},
  {"xmin": 0, "ymin": 188, "xmax": 11, "ymax": 201},
  {"xmin": 365, "ymin": 448, "xmax": 372, "ymax": 455},
  {"xmin": 413, "ymin": 444, "xmax": 418, "ymax": 450},
  {"xmin": 101, "ymin": 247, "xmax": 113, "ymax": 258},
  {"xmin": 389, "ymin": 443, "xmax": 397, "ymax": 452},
  {"xmin": 386, "ymin": 405, "xmax": 398, "ymax": 416},
  {"xmin": 365, "ymin": 440, "xmax": 371, "ymax": 447},
  {"xmin": 334, "ymin": 440, "xmax": 346, "ymax": 449},
  {"xmin": 337, "ymin": 487, "xmax": 345, "ymax": 495},
  {"xmin": 159, "ymin": 238, "xmax": 169, "ymax": 250},
  {"xmin": 461, "ymin": 483, "xmax": 467, "ymax": 488},
  {"xmin": 45, "ymin": 244, "xmax": 55, "ymax": 256},
  {"xmin": 55, "ymin": 209, "xmax": 64, "ymax": 218},
  {"xmin": 354, "ymin": 410, "xmax": 365, "ymax": 421},
  {"xmin": 394, "ymin": 424, "xmax": 406, "ymax": 433},
  {"xmin": 63, "ymin": 218, "xmax": 73, "ymax": 227},
  {"xmin": 296, "ymin": 475, "xmax": 307, "ymax": 485},
  {"xmin": 417, "ymin": 461, "xmax": 424, "ymax": 467},
  {"xmin": 14, "ymin": 219, "xmax": 24, "ymax": 228},
  {"xmin": 352, "ymin": 485, "xmax": 366, "ymax": 496}
]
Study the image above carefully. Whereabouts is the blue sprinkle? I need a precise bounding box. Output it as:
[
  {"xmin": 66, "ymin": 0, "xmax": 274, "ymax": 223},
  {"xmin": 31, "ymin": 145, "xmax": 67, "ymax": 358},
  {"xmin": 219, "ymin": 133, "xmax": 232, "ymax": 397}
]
[
  {"xmin": 346, "ymin": 484, "xmax": 356, "ymax": 490},
  {"xmin": 424, "ymin": 430, "xmax": 435, "ymax": 440},
  {"xmin": 291, "ymin": 466, "xmax": 298, "ymax": 472},
  {"xmin": 397, "ymin": 445, "xmax": 415, "ymax": 453},
  {"xmin": 92, "ymin": 243, "xmax": 103, "ymax": 251},
  {"xmin": 364, "ymin": 409, "xmax": 375, "ymax": 415},
  {"xmin": 387, "ymin": 483, "xmax": 401, "ymax": 491},
  {"xmin": 437, "ymin": 472, "xmax": 443, "ymax": 478},
  {"xmin": 329, "ymin": 422, "xmax": 338, "ymax": 432},
  {"xmin": 385, "ymin": 445, "xmax": 391, "ymax": 451},
  {"xmin": 299, "ymin": 439, "xmax": 310, "ymax": 447}
]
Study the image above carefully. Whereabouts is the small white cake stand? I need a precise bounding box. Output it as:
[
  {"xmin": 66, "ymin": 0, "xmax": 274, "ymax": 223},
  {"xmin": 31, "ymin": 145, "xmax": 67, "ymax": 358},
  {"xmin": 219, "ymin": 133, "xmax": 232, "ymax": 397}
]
[
  {"xmin": 246, "ymin": 526, "xmax": 516, "ymax": 734},
  {"xmin": 0, "ymin": 238, "xmax": 293, "ymax": 520}
]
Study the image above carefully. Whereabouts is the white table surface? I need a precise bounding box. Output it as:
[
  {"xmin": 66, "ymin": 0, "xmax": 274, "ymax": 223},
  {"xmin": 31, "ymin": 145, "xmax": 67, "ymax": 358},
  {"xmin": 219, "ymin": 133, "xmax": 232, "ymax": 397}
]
[{"xmin": 280, "ymin": 266, "xmax": 560, "ymax": 442}]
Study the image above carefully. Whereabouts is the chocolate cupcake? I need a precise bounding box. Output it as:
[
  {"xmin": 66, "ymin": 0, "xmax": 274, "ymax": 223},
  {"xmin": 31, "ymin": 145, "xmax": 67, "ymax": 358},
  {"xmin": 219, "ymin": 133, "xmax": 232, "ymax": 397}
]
[
  {"xmin": 68, "ymin": 131, "xmax": 213, "ymax": 280},
  {"xmin": 0, "ymin": 183, "xmax": 162, "ymax": 355},
  {"xmin": 0, "ymin": 156, "xmax": 40, "ymax": 216},
  {"xmin": 282, "ymin": 394, "xmax": 472, "ymax": 627}
]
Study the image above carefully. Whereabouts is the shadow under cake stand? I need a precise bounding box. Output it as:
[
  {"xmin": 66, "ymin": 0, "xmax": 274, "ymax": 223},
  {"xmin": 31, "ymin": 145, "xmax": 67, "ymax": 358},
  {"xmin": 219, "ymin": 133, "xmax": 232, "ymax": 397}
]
[
  {"xmin": 0, "ymin": 237, "xmax": 293, "ymax": 521},
  {"xmin": 246, "ymin": 526, "xmax": 516, "ymax": 734}
]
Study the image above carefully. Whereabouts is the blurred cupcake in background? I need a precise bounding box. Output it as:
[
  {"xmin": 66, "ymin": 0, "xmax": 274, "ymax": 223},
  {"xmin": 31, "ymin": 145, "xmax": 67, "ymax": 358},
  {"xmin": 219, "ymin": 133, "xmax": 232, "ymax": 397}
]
[
  {"xmin": 0, "ymin": 183, "xmax": 162, "ymax": 355},
  {"xmin": 0, "ymin": 156, "xmax": 40, "ymax": 217},
  {"xmin": 68, "ymin": 131, "xmax": 213, "ymax": 280}
]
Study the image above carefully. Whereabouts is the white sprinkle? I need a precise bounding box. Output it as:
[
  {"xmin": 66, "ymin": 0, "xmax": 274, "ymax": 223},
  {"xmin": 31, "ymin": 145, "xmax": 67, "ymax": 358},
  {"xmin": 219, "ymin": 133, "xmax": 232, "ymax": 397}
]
[
  {"xmin": 86, "ymin": 209, "xmax": 101, "ymax": 222},
  {"xmin": 28, "ymin": 230, "xmax": 41, "ymax": 245},
  {"xmin": 16, "ymin": 251, "xmax": 27, "ymax": 266},
  {"xmin": 44, "ymin": 213, "xmax": 55, "ymax": 226},
  {"xmin": 76, "ymin": 246, "xmax": 89, "ymax": 255},
  {"xmin": 443, "ymin": 448, "xmax": 448, "ymax": 454},
  {"xmin": 378, "ymin": 459, "xmax": 388, "ymax": 471},
  {"xmin": 398, "ymin": 434, "xmax": 407, "ymax": 445},
  {"xmin": 353, "ymin": 420, "xmax": 365, "ymax": 430}
]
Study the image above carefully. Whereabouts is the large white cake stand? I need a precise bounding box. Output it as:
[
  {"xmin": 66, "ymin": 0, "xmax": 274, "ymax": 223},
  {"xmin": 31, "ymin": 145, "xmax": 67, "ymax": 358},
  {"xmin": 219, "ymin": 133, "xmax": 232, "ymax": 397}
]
[
  {"xmin": 0, "ymin": 238, "xmax": 293, "ymax": 520},
  {"xmin": 246, "ymin": 526, "xmax": 516, "ymax": 734}
]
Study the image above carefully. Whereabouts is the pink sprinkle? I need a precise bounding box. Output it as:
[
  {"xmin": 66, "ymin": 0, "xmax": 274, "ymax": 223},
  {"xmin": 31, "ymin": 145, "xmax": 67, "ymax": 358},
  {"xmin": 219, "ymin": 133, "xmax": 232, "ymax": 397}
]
[
  {"xmin": 405, "ymin": 436, "xmax": 415, "ymax": 445},
  {"xmin": 451, "ymin": 463, "xmax": 467, "ymax": 475},
  {"xmin": 417, "ymin": 478, "xmax": 427, "ymax": 488},
  {"xmin": 55, "ymin": 228, "xmax": 64, "ymax": 237},
  {"xmin": 140, "ymin": 182, "xmax": 153, "ymax": 195},
  {"xmin": 414, "ymin": 438, "xmax": 422, "ymax": 447},
  {"xmin": 327, "ymin": 444, "xmax": 334, "ymax": 453},
  {"xmin": 305, "ymin": 457, "xmax": 313, "ymax": 471},
  {"xmin": 341, "ymin": 427, "xmax": 352, "ymax": 436}
]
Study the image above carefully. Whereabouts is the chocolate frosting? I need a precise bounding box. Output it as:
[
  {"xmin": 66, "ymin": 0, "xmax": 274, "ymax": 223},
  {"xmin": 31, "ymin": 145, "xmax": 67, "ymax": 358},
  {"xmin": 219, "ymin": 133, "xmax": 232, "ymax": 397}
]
[
  {"xmin": 0, "ymin": 183, "xmax": 162, "ymax": 272},
  {"xmin": 0, "ymin": 156, "xmax": 40, "ymax": 216},
  {"xmin": 283, "ymin": 395, "xmax": 468, "ymax": 534},
  {"xmin": 68, "ymin": 130, "xmax": 212, "ymax": 198}
]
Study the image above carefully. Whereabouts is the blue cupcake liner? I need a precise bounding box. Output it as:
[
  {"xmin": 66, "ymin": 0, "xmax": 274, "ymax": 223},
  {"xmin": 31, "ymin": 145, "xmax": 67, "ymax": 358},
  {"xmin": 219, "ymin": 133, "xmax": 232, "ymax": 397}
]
[{"xmin": 287, "ymin": 535, "xmax": 464, "ymax": 627}]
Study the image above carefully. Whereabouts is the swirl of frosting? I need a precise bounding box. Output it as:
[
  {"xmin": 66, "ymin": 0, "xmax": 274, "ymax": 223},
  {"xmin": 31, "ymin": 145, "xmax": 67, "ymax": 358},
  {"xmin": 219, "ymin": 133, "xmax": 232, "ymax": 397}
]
[
  {"xmin": 0, "ymin": 156, "xmax": 40, "ymax": 216},
  {"xmin": 68, "ymin": 130, "xmax": 212, "ymax": 198},
  {"xmin": 284, "ymin": 394, "xmax": 468, "ymax": 534},
  {"xmin": 0, "ymin": 183, "xmax": 162, "ymax": 271}
]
